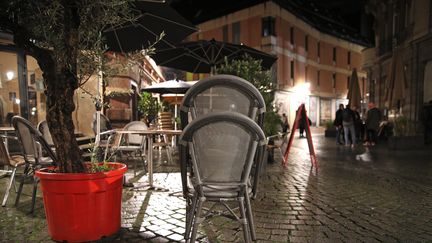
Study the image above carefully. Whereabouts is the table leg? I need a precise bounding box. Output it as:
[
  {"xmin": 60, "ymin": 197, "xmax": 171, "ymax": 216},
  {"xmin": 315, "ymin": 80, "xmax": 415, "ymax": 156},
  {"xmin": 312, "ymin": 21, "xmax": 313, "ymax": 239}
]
[
  {"xmin": 130, "ymin": 133, "xmax": 168, "ymax": 191},
  {"xmin": 148, "ymin": 134, "xmax": 153, "ymax": 187}
]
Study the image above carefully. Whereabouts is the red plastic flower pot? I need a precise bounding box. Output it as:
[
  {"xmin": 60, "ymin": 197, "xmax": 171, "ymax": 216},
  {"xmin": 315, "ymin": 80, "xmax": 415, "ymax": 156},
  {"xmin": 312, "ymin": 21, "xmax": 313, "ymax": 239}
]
[{"xmin": 35, "ymin": 162, "xmax": 127, "ymax": 242}]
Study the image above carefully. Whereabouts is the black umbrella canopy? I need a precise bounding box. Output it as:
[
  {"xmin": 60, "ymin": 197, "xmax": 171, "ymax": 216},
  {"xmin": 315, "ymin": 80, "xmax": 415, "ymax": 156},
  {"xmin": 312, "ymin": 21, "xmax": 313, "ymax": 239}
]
[
  {"xmin": 103, "ymin": 1, "xmax": 197, "ymax": 52},
  {"xmin": 151, "ymin": 39, "xmax": 278, "ymax": 73}
]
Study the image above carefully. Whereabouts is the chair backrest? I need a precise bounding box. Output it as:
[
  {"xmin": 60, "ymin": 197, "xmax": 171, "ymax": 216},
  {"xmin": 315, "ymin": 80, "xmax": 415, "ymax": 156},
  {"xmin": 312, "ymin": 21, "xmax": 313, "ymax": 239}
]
[
  {"xmin": 92, "ymin": 112, "xmax": 113, "ymax": 136},
  {"xmin": 12, "ymin": 116, "xmax": 57, "ymax": 164},
  {"xmin": 123, "ymin": 121, "xmax": 148, "ymax": 145},
  {"xmin": 180, "ymin": 74, "xmax": 266, "ymax": 129},
  {"xmin": 37, "ymin": 120, "xmax": 54, "ymax": 146},
  {"xmin": 180, "ymin": 112, "xmax": 265, "ymax": 187}
]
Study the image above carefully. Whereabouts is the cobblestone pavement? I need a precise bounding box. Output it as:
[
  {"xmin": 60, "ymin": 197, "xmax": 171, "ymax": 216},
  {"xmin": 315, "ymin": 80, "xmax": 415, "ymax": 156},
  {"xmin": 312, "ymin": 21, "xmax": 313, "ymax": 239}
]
[{"xmin": 1, "ymin": 129, "xmax": 432, "ymax": 242}]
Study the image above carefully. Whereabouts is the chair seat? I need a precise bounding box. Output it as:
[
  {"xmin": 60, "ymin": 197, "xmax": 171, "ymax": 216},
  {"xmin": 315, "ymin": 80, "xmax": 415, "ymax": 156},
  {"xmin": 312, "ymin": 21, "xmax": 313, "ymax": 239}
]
[
  {"xmin": 116, "ymin": 145, "xmax": 142, "ymax": 151},
  {"xmin": 9, "ymin": 155, "xmax": 25, "ymax": 167},
  {"xmin": 188, "ymin": 182, "xmax": 252, "ymax": 198}
]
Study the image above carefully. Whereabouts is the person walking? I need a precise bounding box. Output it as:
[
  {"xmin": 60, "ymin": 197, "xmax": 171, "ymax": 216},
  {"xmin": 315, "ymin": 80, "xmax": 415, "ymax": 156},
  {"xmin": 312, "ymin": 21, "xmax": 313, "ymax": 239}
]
[
  {"xmin": 334, "ymin": 104, "xmax": 344, "ymax": 145},
  {"xmin": 364, "ymin": 102, "xmax": 381, "ymax": 146},
  {"xmin": 352, "ymin": 105, "xmax": 362, "ymax": 142},
  {"xmin": 282, "ymin": 113, "xmax": 289, "ymax": 133},
  {"xmin": 342, "ymin": 104, "xmax": 356, "ymax": 147},
  {"xmin": 422, "ymin": 100, "xmax": 432, "ymax": 145}
]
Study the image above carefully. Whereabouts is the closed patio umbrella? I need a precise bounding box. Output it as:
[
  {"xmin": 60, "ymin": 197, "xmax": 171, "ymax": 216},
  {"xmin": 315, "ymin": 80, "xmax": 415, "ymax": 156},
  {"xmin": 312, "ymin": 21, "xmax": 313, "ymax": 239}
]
[
  {"xmin": 347, "ymin": 68, "xmax": 361, "ymax": 109},
  {"xmin": 151, "ymin": 39, "xmax": 277, "ymax": 73},
  {"xmin": 385, "ymin": 50, "xmax": 408, "ymax": 110}
]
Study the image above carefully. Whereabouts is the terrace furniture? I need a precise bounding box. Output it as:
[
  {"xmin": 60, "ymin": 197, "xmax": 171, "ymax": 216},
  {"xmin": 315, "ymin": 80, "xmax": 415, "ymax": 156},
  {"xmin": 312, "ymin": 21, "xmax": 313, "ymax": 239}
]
[
  {"xmin": 103, "ymin": 128, "xmax": 182, "ymax": 189},
  {"xmin": 12, "ymin": 116, "xmax": 56, "ymax": 213},
  {"xmin": 103, "ymin": 121, "xmax": 148, "ymax": 174},
  {"xmin": 179, "ymin": 74, "xmax": 266, "ymax": 200},
  {"xmin": 37, "ymin": 120, "xmax": 54, "ymax": 147},
  {"xmin": 178, "ymin": 74, "xmax": 267, "ymax": 240},
  {"xmin": 92, "ymin": 112, "xmax": 113, "ymax": 142},
  {"xmin": 0, "ymin": 135, "xmax": 25, "ymax": 207},
  {"xmin": 180, "ymin": 112, "xmax": 265, "ymax": 242}
]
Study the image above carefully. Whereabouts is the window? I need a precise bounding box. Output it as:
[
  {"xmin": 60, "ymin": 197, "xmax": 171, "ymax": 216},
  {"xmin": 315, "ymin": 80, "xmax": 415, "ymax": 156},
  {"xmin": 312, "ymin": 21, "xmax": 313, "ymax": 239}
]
[
  {"xmin": 305, "ymin": 35, "xmax": 308, "ymax": 52},
  {"xmin": 223, "ymin": 25, "xmax": 228, "ymax": 42},
  {"xmin": 290, "ymin": 27, "xmax": 294, "ymax": 45},
  {"xmin": 332, "ymin": 73, "xmax": 336, "ymax": 88},
  {"xmin": 317, "ymin": 70, "xmax": 320, "ymax": 86},
  {"xmin": 262, "ymin": 17, "xmax": 276, "ymax": 37},
  {"xmin": 290, "ymin": 60, "xmax": 295, "ymax": 80},
  {"xmin": 333, "ymin": 47, "xmax": 336, "ymax": 63},
  {"xmin": 347, "ymin": 51, "xmax": 351, "ymax": 65},
  {"xmin": 317, "ymin": 42, "xmax": 320, "ymax": 60},
  {"xmin": 347, "ymin": 76, "xmax": 350, "ymax": 89},
  {"xmin": 232, "ymin": 22, "xmax": 241, "ymax": 44}
]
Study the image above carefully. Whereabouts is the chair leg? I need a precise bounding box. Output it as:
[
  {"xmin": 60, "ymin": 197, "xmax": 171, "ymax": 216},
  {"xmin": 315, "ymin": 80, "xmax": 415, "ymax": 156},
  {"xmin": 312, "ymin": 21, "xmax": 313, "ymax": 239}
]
[
  {"xmin": 30, "ymin": 176, "xmax": 39, "ymax": 214},
  {"xmin": 238, "ymin": 196, "xmax": 251, "ymax": 243},
  {"xmin": 138, "ymin": 153, "xmax": 146, "ymax": 174},
  {"xmin": 2, "ymin": 167, "xmax": 17, "ymax": 207},
  {"xmin": 190, "ymin": 196, "xmax": 205, "ymax": 243},
  {"xmin": 15, "ymin": 164, "xmax": 29, "ymax": 207},
  {"xmin": 244, "ymin": 190, "xmax": 256, "ymax": 240},
  {"xmin": 165, "ymin": 146, "xmax": 173, "ymax": 164},
  {"xmin": 185, "ymin": 194, "xmax": 197, "ymax": 240}
]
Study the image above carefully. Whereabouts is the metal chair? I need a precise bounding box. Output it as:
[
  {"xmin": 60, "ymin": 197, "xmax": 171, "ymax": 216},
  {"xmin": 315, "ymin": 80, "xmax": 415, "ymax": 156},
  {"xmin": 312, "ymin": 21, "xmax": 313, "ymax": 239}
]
[
  {"xmin": 0, "ymin": 135, "xmax": 25, "ymax": 207},
  {"xmin": 154, "ymin": 112, "xmax": 174, "ymax": 163},
  {"xmin": 103, "ymin": 121, "xmax": 148, "ymax": 174},
  {"xmin": 92, "ymin": 112, "xmax": 113, "ymax": 142},
  {"xmin": 37, "ymin": 120, "xmax": 54, "ymax": 147},
  {"xmin": 180, "ymin": 112, "xmax": 266, "ymax": 242},
  {"xmin": 12, "ymin": 116, "xmax": 56, "ymax": 213},
  {"xmin": 179, "ymin": 74, "xmax": 266, "ymax": 198}
]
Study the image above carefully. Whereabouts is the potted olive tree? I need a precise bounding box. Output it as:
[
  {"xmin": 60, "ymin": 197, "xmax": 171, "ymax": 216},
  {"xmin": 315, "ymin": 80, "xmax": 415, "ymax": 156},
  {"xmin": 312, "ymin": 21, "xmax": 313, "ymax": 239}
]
[
  {"xmin": 138, "ymin": 91, "xmax": 161, "ymax": 126},
  {"xmin": 0, "ymin": 1, "xmax": 152, "ymax": 242},
  {"xmin": 388, "ymin": 116, "xmax": 423, "ymax": 150}
]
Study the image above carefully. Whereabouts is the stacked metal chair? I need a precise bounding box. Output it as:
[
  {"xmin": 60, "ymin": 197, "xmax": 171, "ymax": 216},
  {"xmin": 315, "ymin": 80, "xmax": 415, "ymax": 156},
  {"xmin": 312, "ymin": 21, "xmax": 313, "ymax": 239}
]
[
  {"xmin": 180, "ymin": 112, "xmax": 265, "ymax": 242},
  {"xmin": 12, "ymin": 116, "xmax": 56, "ymax": 213},
  {"xmin": 179, "ymin": 74, "xmax": 267, "ymax": 242}
]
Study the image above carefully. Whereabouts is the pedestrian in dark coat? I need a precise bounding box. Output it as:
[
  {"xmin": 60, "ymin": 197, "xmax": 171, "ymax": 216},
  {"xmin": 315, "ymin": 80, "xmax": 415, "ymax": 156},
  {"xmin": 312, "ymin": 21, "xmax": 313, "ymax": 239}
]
[
  {"xmin": 364, "ymin": 102, "xmax": 381, "ymax": 146},
  {"xmin": 352, "ymin": 106, "xmax": 362, "ymax": 142},
  {"xmin": 334, "ymin": 104, "xmax": 344, "ymax": 145}
]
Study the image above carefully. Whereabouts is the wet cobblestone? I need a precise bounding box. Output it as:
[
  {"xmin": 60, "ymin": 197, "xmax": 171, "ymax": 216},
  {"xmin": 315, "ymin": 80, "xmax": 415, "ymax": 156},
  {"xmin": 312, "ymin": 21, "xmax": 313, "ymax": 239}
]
[{"xmin": 1, "ymin": 130, "xmax": 432, "ymax": 242}]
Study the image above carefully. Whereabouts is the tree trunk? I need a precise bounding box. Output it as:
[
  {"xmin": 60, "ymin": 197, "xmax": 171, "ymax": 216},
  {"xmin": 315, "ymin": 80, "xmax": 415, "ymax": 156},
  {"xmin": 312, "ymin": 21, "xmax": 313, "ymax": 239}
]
[
  {"xmin": 40, "ymin": 2, "xmax": 84, "ymax": 173},
  {"xmin": 39, "ymin": 52, "xmax": 84, "ymax": 173}
]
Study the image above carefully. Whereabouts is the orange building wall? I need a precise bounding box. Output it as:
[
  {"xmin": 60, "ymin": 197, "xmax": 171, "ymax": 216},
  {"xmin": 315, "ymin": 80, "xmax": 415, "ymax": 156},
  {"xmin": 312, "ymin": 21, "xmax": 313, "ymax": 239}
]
[{"xmin": 188, "ymin": 2, "xmax": 365, "ymax": 102}]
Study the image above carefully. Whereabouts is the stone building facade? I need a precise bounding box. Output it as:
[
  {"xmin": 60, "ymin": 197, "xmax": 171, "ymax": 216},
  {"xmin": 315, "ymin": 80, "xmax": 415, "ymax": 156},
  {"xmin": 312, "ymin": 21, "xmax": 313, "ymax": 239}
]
[
  {"xmin": 186, "ymin": 0, "xmax": 369, "ymax": 126},
  {"xmin": 363, "ymin": 0, "xmax": 432, "ymax": 121}
]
